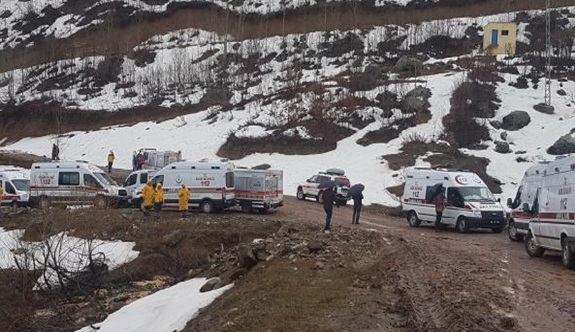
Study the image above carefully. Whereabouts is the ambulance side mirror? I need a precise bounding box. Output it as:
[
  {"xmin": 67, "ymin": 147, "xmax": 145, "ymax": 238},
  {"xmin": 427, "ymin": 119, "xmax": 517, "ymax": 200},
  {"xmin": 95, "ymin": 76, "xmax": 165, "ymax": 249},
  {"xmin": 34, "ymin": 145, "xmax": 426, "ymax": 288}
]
[
  {"xmin": 522, "ymin": 203, "xmax": 530, "ymax": 213},
  {"xmin": 506, "ymin": 198, "xmax": 512, "ymax": 207}
]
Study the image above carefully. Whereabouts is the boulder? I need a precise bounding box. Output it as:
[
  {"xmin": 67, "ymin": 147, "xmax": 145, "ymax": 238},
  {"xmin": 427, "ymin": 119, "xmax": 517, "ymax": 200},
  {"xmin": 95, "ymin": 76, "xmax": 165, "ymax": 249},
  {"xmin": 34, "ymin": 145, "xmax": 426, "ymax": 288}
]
[
  {"xmin": 238, "ymin": 245, "xmax": 257, "ymax": 268},
  {"xmin": 533, "ymin": 103, "xmax": 555, "ymax": 114},
  {"xmin": 200, "ymin": 277, "xmax": 223, "ymax": 293},
  {"xmin": 557, "ymin": 89, "xmax": 567, "ymax": 96},
  {"xmin": 548, "ymin": 134, "xmax": 575, "ymax": 155},
  {"xmin": 495, "ymin": 141, "xmax": 511, "ymax": 154},
  {"xmin": 400, "ymin": 86, "xmax": 432, "ymax": 113},
  {"xmin": 394, "ymin": 55, "xmax": 423, "ymax": 72},
  {"xmin": 307, "ymin": 240, "xmax": 323, "ymax": 254},
  {"xmin": 490, "ymin": 120, "xmax": 502, "ymax": 129},
  {"xmin": 162, "ymin": 230, "xmax": 187, "ymax": 247},
  {"xmin": 500, "ymin": 131, "xmax": 508, "ymax": 141},
  {"xmin": 501, "ymin": 111, "xmax": 531, "ymax": 131}
]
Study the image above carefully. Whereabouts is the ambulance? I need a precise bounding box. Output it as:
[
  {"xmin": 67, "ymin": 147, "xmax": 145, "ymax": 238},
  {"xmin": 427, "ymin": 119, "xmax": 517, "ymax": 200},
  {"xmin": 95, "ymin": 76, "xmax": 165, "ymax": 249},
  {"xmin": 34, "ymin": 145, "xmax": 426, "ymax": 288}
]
[
  {"xmin": 520, "ymin": 156, "xmax": 575, "ymax": 269},
  {"xmin": 234, "ymin": 168, "xmax": 283, "ymax": 213},
  {"xmin": 401, "ymin": 167, "xmax": 505, "ymax": 233},
  {"xmin": 30, "ymin": 161, "xmax": 128, "ymax": 209},
  {"xmin": 0, "ymin": 168, "xmax": 30, "ymax": 207},
  {"xmin": 149, "ymin": 159, "xmax": 235, "ymax": 213}
]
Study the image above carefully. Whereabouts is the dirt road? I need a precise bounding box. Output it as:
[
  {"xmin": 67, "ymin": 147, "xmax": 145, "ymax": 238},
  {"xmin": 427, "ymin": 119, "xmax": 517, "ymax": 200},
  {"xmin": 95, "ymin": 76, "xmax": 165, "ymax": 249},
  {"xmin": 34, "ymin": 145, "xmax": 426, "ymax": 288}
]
[{"xmin": 275, "ymin": 196, "xmax": 575, "ymax": 331}]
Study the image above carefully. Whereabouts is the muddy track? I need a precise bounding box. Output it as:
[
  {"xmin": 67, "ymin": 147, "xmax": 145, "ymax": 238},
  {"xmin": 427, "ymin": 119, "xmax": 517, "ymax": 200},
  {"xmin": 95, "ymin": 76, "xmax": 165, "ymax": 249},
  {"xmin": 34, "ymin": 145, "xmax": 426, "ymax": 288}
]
[
  {"xmin": 0, "ymin": 0, "xmax": 573, "ymax": 74},
  {"xmin": 276, "ymin": 196, "xmax": 575, "ymax": 331}
]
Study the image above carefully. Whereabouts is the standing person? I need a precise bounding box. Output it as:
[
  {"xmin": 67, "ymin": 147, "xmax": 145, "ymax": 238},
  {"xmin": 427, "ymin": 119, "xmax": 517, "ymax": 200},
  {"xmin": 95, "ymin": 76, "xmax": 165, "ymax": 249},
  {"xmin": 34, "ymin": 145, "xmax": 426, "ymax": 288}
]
[
  {"xmin": 107, "ymin": 151, "xmax": 115, "ymax": 173},
  {"xmin": 352, "ymin": 192, "xmax": 363, "ymax": 225},
  {"xmin": 154, "ymin": 183, "xmax": 165, "ymax": 218},
  {"xmin": 51, "ymin": 143, "xmax": 60, "ymax": 161},
  {"xmin": 322, "ymin": 186, "xmax": 338, "ymax": 234},
  {"xmin": 137, "ymin": 152, "xmax": 146, "ymax": 170},
  {"xmin": 141, "ymin": 181, "xmax": 154, "ymax": 216},
  {"xmin": 434, "ymin": 185, "xmax": 447, "ymax": 231},
  {"xmin": 178, "ymin": 184, "xmax": 190, "ymax": 217},
  {"xmin": 132, "ymin": 152, "xmax": 137, "ymax": 171}
]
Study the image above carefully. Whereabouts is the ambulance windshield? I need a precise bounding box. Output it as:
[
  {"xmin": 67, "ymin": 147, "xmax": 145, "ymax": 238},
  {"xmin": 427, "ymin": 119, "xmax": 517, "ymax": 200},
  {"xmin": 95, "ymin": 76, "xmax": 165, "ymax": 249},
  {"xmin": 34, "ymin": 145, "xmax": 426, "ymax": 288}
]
[
  {"xmin": 94, "ymin": 172, "xmax": 118, "ymax": 186},
  {"xmin": 459, "ymin": 186, "xmax": 496, "ymax": 202}
]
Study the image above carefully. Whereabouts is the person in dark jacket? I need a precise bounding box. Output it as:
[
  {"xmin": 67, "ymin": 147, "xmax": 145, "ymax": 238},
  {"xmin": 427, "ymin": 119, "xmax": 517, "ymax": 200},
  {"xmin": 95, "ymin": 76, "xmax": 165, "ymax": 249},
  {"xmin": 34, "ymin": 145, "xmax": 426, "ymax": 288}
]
[
  {"xmin": 434, "ymin": 186, "xmax": 446, "ymax": 231},
  {"xmin": 322, "ymin": 187, "xmax": 338, "ymax": 233},
  {"xmin": 352, "ymin": 192, "xmax": 363, "ymax": 224},
  {"xmin": 51, "ymin": 143, "xmax": 60, "ymax": 161}
]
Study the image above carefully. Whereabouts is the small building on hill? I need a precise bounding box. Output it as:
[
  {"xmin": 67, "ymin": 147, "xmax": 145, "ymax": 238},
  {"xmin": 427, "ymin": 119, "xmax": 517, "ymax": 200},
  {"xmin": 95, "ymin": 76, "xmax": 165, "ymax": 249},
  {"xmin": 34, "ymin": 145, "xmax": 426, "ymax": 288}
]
[{"xmin": 483, "ymin": 22, "xmax": 517, "ymax": 56}]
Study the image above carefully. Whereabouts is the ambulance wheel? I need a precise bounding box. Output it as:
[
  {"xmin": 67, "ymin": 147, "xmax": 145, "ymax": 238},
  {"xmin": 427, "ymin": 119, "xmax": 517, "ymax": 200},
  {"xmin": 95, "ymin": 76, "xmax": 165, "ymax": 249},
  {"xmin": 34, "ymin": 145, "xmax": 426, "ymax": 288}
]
[
  {"xmin": 456, "ymin": 217, "xmax": 469, "ymax": 233},
  {"xmin": 507, "ymin": 221, "xmax": 523, "ymax": 241},
  {"xmin": 296, "ymin": 188, "xmax": 305, "ymax": 200},
  {"xmin": 94, "ymin": 196, "xmax": 108, "ymax": 209},
  {"xmin": 241, "ymin": 204, "xmax": 252, "ymax": 213},
  {"xmin": 561, "ymin": 237, "xmax": 575, "ymax": 269},
  {"xmin": 407, "ymin": 211, "xmax": 420, "ymax": 227},
  {"xmin": 525, "ymin": 232, "xmax": 545, "ymax": 258},
  {"xmin": 11, "ymin": 201, "xmax": 18, "ymax": 209},
  {"xmin": 200, "ymin": 200, "xmax": 214, "ymax": 214},
  {"xmin": 492, "ymin": 227, "xmax": 503, "ymax": 234},
  {"xmin": 38, "ymin": 196, "xmax": 51, "ymax": 210}
]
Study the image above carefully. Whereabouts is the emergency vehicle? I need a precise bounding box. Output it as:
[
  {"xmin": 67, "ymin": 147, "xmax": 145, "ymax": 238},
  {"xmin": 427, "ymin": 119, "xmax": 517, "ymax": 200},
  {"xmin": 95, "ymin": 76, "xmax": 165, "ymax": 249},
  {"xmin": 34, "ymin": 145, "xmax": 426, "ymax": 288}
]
[
  {"xmin": 296, "ymin": 168, "xmax": 350, "ymax": 206},
  {"xmin": 521, "ymin": 156, "xmax": 575, "ymax": 269},
  {"xmin": 149, "ymin": 159, "xmax": 235, "ymax": 213},
  {"xmin": 122, "ymin": 169, "xmax": 156, "ymax": 207},
  {"xmin": 133, "ymin": 148, "xmax": 182, "ymax": 170},
  {"xmin": 30, "ymin": 161, "xmax": 128, "ymax": 209},
  {"xmin": 401, "ymin": 167, "xmax": 505, "ymax": 233},
  {"xmin": 0, "ymin": 168, "xmax": 30, "ymax": 207},
  {"xmin": 234, "ymin": 168, "xmax": 283, "ymax": 213}
]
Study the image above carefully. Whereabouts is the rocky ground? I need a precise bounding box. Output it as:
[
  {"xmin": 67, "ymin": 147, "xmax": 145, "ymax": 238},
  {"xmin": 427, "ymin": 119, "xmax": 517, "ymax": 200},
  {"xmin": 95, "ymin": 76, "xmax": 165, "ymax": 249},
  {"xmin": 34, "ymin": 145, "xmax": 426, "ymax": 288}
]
[{"xmin": 1, "ymin": 195, "xmax": 574, "ymax": 332}]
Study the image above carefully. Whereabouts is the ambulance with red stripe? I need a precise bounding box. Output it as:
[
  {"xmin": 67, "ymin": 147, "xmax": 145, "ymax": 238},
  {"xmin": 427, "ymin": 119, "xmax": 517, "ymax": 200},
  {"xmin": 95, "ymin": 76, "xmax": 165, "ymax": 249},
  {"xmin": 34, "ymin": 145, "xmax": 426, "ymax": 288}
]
[
  {"xmin": 520, "ymin": 156, "xmax": 575, "ymax": 269},
  {"xmin": 506, "ymin": 161, "xmax": 547, "ymax": 242},
  {"xmin": 149, "ymin": 159, "xmax": 235, "ymax": 213},
  {"xmin": 30, "ymin": 161, "xmax": 128, "ymax": 209},
  {"xmin": 402, "ymin": 167, "xmax": 505, "ymax": 233},
  {"xmin": 234, "ymin": 168, "xmax": 283, "ymax": 213},
  {"xmin": 0, "ymin": 168, "xmax": 30, "ymax": 207}
]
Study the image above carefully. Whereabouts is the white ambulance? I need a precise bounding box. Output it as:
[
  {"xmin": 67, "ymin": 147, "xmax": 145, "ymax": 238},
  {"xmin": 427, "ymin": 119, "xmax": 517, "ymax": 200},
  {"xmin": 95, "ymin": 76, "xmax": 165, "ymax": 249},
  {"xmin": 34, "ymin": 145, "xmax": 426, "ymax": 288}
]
[
  {"xmin": 506, "ymin": 161, "xmax": 548, "ymax": 242},
  {"xmin": 522, "ymin": 156, "xmax": 575, "ymax": 269},
  {"xmin": 234, "ymin": 168, "xmax": 283, "ymax": 213},
  {"xmin": 401, "ymin": 167, "xmax": 505, "ymax": 233},
  {"xmin": 149, "ymin": 159, "xmax": 235, "ymax": 213},
  {"xmin": 0, "ymin": 168, "xmax": 30, "ymax": 207},
  {"xmin": 122, "ymin": 169, "xmax": 156, "ymax": 207},
  {"xmin": 30, "ymin": 161, "xmax": 128, "ymax": 209}
]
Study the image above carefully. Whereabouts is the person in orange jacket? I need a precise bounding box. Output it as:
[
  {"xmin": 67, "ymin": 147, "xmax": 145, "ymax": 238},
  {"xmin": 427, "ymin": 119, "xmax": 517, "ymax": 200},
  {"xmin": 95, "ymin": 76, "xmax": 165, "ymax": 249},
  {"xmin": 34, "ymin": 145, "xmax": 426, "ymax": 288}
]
[
  {"xmin": 154, "ymin": 183, "xmax": 165, "ymax": 218},
  {"xmin": 107, "ymin": 151, "xmax": 115, "ymax": 173},
  {"xmin": 178, "ymin": 184, "xmax": 190, "ymax": 217},
  {"xmin": 141, "ymin": 181, "xmax": 154, "ymax": 216}
]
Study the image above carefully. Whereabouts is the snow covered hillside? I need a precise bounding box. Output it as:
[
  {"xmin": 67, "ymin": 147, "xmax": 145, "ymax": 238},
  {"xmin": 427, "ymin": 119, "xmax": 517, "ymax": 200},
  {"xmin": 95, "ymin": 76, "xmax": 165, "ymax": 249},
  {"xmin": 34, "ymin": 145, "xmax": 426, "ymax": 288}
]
[{"xmin": 3, "ymin": 7, "xmax": 575, "ymax": 206}]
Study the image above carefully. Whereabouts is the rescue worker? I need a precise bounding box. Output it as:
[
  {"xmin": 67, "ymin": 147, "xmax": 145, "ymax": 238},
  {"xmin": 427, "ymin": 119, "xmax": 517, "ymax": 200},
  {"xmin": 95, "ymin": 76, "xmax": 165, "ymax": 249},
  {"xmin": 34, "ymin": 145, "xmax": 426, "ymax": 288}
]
[
  {"xmin": 154, "ymin": 183, "xmax": 165, "ymax": 218},
  {"xmin": 107, "ymin": 151, "xmax": 115, "ymax": 173},
  {"xmin": 322, "ymin": 186, "xmax": 338, "ymax": 234},
  {"xmin": 141, "ymin": 181, "xmax": 154, "ymax": 216},
  {"xmin": 178, "ymin": 184, "xmax": 190, "ymax": 217},
  {"xmin": 137, "ymin": 152, "xmax": 146, "ymax": 170},
  {"xmin": 434, "ymin": 185, "xmax": 447, "ymax": 231}
]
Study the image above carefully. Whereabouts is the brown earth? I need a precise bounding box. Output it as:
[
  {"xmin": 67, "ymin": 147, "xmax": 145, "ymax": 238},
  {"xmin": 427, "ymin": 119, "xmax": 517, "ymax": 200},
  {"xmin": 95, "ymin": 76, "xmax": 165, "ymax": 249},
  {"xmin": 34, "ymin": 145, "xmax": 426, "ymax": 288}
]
[
  {"xmin": 1, "ymin": 0, "xmax": 573, "ymax": 74},
  {"xmin": 1, "ymin": 195, "xmax": 574, "ymax": 331}
]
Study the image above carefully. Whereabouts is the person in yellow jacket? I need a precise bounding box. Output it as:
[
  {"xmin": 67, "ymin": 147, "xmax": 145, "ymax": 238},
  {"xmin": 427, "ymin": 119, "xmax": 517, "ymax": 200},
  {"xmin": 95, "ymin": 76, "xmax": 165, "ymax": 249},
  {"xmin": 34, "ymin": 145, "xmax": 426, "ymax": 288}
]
[
  {"xmin": 107, "ymin": 151, "xmax": 115, "ymax": 173},
  {"xmin": 178, "ymin": 184, "xmax": 191, "ymax": 217},
  {"xmin": 154, "ymin": 183, "xmax": 165, "ymax": 217},
  {"xmin": 141, "ymin": 181, "xmax": 154, "ymax": 216}
]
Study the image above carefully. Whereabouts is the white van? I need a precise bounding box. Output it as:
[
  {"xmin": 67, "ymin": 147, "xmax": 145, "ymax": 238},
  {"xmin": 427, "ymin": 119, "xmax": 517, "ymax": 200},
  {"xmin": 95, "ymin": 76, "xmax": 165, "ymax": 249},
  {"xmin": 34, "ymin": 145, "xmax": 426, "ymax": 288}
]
[
  {"xmin": 0, "ymin": 168, "xmax": 30, "ymax": 207},
  {"xmin": 506, "ymin": 161, "xmax": 548, "ymax": 242},
  {"xmin": 149, "ymin": 159, "xmax": 235, "ymax": 213},
  {"xmin": 401, "ymin": 167, "xmax": 506, "ymax": 233},
  {"xmin": 30, "ymin": 161, "xmax": 128, "ymax": 209},
  {"xmin": 235, "ymin": 168, "xmax": 283, "ymax": 213},
  {"xmin": 522, "ymin": 156, "xmax": 575, "ymax": 269},
  {"xmin": 123, "ymin": 169, "xmax": 156, "ymax": 207}
]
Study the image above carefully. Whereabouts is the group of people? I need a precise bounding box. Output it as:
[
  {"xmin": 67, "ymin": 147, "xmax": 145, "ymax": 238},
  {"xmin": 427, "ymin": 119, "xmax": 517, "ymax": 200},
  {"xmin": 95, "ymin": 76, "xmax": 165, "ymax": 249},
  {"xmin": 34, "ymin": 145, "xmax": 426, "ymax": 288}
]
[
  {"xmin": 321, "ymin": 186, "xmax": 364, "ymax": 234},
  {"xmin": 133, "ymin": 151, "xmax": 147, "ymax": 170},
  {"xmin": 140, "ymin": 182, "xmax": 191, "ymax": 218}
]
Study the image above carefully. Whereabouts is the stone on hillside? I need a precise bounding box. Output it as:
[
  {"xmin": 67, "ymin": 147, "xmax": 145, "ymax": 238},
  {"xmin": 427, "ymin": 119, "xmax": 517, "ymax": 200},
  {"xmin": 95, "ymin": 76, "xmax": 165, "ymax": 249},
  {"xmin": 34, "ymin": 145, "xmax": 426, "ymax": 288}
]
[
  {"xmin": 490, "ymin": 120, "xmax": 502, "ymax": 129},
  {"xmin": 533, "ymin": 103, "xmax": 555, "ymax": 114},
  {"xmin": 400, "ymin": 86, "xmax": 432, "ymax": 113},
  {"xmin": 500, "ymin": 131, "xmax": 508, "ymax": 141},
  {"xmin": 238, "ymin": 245, "xmax": 257, "ymax": 268},
  {"xmin": 200, "ymin": 277, "xmax": 222, "ymax": 293},
  {"xmin": 495, "ymin": 141, "xmax": 511, "ymax": 154},
  {"xmin": 501, "ymin": 111, "xmax": 531, "ymax": 131},
  {"xmin": 557, "ymin": 89, "xmax": 567, "ymax": 96},
  {"xmin": 307, "ymin": 240, "xmax": 323, "ymax": 254},
  {"xmin": 548, "ymin": 134, "xmax": 575, "ymax": 155},
  {"xmin": 394, "ymin": 56, "xmax": 423, "ymax": 72},
  {"xmin": 162, "ymin": 230, "xmax": 186, "ymax": 247}
]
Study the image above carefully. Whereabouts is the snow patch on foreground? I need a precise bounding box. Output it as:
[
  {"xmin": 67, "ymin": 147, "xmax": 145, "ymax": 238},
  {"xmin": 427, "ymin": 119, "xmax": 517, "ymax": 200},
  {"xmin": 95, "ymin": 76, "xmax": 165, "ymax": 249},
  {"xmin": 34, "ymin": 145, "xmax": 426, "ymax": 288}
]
[
  {"xmin": 0, "ymin": 228, "xmax": 139, "ymax": 287},
  {"xmin": 75, "ymin": 278, "xmax": 232, "ymax": 332}
]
